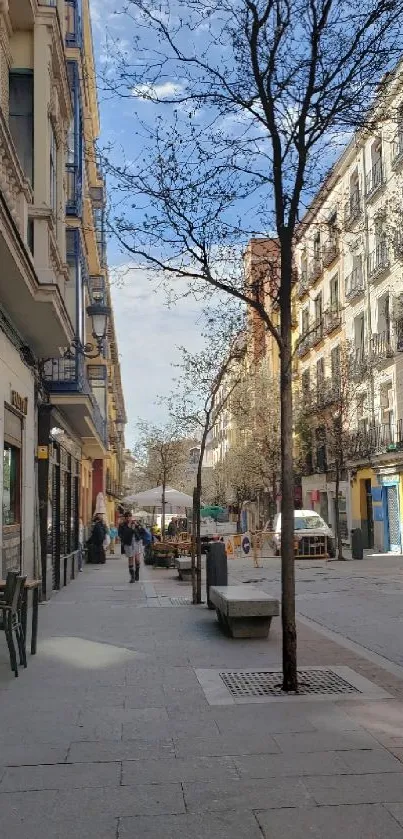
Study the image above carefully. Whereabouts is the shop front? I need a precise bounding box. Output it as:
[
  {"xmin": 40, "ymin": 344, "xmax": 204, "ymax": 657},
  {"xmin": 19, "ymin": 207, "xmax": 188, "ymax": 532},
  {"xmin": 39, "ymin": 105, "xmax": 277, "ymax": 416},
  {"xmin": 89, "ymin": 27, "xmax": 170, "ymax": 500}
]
[
  {"xmin": 38, "ymin": 406, "xmax": 81, "ymax": 598},
  {"xmin": 0, "ymin": 334, "xmax": 36, "ymax": 581}
]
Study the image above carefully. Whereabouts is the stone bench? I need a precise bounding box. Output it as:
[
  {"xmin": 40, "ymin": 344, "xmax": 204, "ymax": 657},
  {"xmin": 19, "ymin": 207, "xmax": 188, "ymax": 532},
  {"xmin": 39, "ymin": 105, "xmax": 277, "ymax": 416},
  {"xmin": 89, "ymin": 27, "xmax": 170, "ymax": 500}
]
[
  {"xmin": 175, "ymin": 557, "xmax": 193, "ymax": 581},
  {"xmin": 209, "ymin": 585, "xmax": 279, "ymax": 638}
]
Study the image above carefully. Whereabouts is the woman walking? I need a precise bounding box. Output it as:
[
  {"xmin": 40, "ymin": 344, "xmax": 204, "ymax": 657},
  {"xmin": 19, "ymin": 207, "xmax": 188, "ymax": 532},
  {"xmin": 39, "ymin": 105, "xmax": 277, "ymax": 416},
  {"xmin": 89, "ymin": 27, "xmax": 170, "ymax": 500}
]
[
  {"xmin": 119, "ymin": 512, "xmax": 136, "ymax": 582},
  {"xmin": 88, "ymin": 514, "xmax": 107, "ymax": 564}
]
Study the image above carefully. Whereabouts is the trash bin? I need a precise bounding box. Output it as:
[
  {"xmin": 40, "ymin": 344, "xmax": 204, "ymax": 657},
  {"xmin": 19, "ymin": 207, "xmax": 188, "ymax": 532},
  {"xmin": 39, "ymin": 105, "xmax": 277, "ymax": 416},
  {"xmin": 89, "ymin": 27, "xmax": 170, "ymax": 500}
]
[
  {"xmin": 351, "ymin": 528, "xmax": 363, "ymax": 560},
  {"xmin": 206, "ymin": 541, "xmax": 228, "ymax": 610}
]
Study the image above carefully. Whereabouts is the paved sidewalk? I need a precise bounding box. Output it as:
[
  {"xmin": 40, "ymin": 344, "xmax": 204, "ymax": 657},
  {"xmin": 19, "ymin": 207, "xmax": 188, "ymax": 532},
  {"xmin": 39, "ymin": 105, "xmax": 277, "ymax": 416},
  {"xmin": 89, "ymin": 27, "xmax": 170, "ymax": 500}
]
[{"xmin": 1, "ymin": 559, "xmax": 403, "ymax": 837}]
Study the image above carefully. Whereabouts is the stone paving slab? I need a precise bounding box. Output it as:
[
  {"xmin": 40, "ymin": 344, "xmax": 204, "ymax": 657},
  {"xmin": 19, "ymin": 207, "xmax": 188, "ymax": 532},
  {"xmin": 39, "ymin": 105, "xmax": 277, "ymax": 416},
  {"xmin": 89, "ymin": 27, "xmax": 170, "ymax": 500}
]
[
  {"xmin": 234, "ymin": 748, "xmax": 403, "ymax": 779},
  {"xmin": 121, "ymin": 755, "xmax": 239, "ymax": 785},
  {"xmin": 0, "ymin": 761, "xmax": 121, "ymax": 792},
  {"xmin": 182, "ymin": 776, "xmax": 313, "ymax": 811},
  {"xmin": 304, "ymin": 772, "xmax": 403, "ymax": 805},
  {"xmin": 67, "ymin": 738, "xmax": 176, "ymax": 763},
  {"xmin": 255, "ymin": 804, "xmax": 403, "ymax": 838},
  {"xmin": 119, "ymin": 810, "xmax": 264, "ymax": 838}
]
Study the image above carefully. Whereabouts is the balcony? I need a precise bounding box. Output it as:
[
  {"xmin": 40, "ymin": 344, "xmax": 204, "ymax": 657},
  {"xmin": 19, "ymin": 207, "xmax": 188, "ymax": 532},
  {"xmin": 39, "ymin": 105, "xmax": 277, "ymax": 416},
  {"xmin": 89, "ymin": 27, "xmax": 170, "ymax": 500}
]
[
  {"xmin": 352, "ymin": 346, "xmax": 367, "ymax": 378},
  {"xmin": 322, "ymin": 240, "xmax": 339, "ymax": 269},
  {"xmin": 367, "ymin": 242, "xmax": 389, "ymax": 282},
  {"xmin": 365, "ymin": 158, "xmax": 384, "ymax": 201},
  {"xmin": 370, "ymin": 331, "xmax": 395, "ymax": 364},
  {"xmin": 392, "ymin": 131, "xmax": 403, "ymax": 170},
  {"xmin": 297, "ymin": 269, "xmax": 310, "ymax": 298},
  {"xmin": 297, "ymin": 334, "xmax": 310, "ymax": 358},
  {"xmin": 43, "ymin": 356, "xmax": 108, "ymax": 456},
  {"xmin": 308, "ymin": 257, "xmax": 322, "ymax": 284},
  {"xmin": 106, "ymin": 477, "xmax": 123, "ymax": 499},
  {"xmin": 344, "ymin": 188, "xmax": 361, "ymax": 230},
  {"xmin": 324, "ymin": 305, "xmax": 341, "ymax": 336},
  {"xmin": 350, "ymin": 422, "xmax": 403, "ymax": 459},
  {"xmin": 310, "ymin": 318, "xmax": 324, "ymax": 347},
  {"xmin": 345, "ymin": 267, "xmax": 364, "ymax": 301}
]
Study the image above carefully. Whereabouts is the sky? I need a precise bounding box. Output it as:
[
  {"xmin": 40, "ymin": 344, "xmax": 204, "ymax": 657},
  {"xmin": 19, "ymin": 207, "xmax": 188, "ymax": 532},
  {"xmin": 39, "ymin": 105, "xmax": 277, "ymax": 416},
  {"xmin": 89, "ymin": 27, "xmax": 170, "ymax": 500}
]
[{"xmin": 89, "ymin": 0, "xmax": 209, "ymax": 448}]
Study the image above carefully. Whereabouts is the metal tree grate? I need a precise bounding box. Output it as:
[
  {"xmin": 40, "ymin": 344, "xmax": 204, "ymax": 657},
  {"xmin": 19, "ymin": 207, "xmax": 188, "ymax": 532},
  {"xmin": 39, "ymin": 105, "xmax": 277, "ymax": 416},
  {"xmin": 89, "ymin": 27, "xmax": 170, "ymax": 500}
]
[
  {"xmin": 169, "ymin": 597, "xmax": 193, "ymax": 606},
  {"xmin": 219, "ymin": 669, "xmax": 362, "ymax": 698}
]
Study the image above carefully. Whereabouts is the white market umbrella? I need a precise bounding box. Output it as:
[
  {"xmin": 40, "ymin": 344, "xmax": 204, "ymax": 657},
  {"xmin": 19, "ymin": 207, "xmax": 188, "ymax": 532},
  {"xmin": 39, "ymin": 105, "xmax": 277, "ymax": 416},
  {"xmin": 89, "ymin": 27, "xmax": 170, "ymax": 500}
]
[
  {"xmin": 123, "ymin": 486, "xmax": 193, "ymax": 508},
  {"xmin": 132, "ymin": 509, "xmax": 152, "ymax": 519}
]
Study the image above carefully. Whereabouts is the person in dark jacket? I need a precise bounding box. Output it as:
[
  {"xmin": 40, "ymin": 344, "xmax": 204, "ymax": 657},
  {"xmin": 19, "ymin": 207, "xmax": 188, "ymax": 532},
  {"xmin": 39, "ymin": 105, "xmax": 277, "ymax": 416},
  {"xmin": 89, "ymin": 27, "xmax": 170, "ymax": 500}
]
[
  {"xmin": 88, "ymin": 514, "xmax": 107, "ymax": 564},
  {"xmin": 119, "ymin": 512, "xmax": 136, "ymax": 582}
]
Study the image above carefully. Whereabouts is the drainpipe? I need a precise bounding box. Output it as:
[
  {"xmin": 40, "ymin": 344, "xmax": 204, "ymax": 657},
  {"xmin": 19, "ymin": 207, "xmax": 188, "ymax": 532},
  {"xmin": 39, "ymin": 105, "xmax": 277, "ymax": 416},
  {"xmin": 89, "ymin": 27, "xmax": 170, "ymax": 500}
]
[{"xmin": 361, "ymin": 147, "xmax": 376, "ymax": 427}]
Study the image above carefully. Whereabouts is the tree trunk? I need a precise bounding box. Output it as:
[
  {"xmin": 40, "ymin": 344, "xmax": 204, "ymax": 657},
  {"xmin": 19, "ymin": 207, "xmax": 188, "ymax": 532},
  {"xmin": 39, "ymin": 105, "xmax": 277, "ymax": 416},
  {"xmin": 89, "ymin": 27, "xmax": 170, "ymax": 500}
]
[
  {"xmin": 195, "ymin": 472, "xmax": 202, "ymax": 604},
  {"xmin": 279, "ymin": 239, "xmax": 298, "ymax": 693},
  {"xmin": 334, "ymin": 462, "xmax": 344, "ymax": 561},
  {"xmin": 191, "ymin": 486, "xmax": 197, "ymax": 604},
  {"xmin": 162, "ymin": 480, "xmax": 166, "ymax": 538},
  {"xmin": 195, "ymin": 424, "xmax": 209, "ymax": 604}
]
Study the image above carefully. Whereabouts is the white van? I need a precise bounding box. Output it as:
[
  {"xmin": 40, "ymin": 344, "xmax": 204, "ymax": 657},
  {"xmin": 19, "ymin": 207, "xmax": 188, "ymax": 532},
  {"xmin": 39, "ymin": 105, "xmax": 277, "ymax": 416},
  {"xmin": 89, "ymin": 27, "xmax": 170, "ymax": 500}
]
[{"xmin": 268, "ymin": 510, "xmax": 335, "ymax": 557}]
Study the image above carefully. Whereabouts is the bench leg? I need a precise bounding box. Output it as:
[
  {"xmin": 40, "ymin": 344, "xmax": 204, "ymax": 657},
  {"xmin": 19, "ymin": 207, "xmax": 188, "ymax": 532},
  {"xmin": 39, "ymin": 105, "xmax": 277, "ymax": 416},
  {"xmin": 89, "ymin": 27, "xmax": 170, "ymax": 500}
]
[{"xmin": 227, "ymin": 616, "xmax": 272, "ymax": 638}]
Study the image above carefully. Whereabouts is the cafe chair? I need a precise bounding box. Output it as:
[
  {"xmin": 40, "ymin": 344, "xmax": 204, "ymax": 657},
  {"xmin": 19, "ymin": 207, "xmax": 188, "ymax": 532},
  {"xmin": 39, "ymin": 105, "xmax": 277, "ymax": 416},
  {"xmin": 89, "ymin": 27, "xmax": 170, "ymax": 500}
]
[{"xmin": 0, "ymin": 574, "xmax": 27, "ymax": 676}]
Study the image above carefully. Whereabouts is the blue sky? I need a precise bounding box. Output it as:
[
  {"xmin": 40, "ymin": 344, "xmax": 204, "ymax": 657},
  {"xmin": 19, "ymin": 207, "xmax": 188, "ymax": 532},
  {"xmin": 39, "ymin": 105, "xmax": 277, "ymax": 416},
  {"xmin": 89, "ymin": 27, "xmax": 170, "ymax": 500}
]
[{"xmin": 89, "ymin": 0, "xmax": 210, "ymax": 447}]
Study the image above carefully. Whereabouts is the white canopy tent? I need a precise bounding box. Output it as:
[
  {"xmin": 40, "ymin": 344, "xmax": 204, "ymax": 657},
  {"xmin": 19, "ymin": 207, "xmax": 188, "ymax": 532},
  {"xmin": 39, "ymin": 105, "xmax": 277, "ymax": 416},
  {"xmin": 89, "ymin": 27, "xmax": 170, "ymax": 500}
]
[{"xmin": 123, "ymin": 486, "xmax": 193, "ymax": 508}]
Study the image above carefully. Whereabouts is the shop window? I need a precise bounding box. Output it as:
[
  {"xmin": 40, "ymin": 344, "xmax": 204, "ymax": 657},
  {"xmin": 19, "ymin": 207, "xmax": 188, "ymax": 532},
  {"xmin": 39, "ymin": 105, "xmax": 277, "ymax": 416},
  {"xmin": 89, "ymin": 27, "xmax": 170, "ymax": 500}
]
[
  {"xmin": 3, "ymin": 443, "xmax": 21, "ymax": 526},
  {"xmin": 9, "ymin": 71, "xmax": 34, "ymax": 183}
]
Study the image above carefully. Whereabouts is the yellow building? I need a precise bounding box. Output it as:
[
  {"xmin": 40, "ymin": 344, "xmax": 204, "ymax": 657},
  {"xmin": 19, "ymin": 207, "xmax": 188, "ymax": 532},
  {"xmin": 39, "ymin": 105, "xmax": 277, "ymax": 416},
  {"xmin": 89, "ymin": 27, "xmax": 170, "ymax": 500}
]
[{"xmin": 0, "ymin": 1, "xmax": 125, "ymax": 595}]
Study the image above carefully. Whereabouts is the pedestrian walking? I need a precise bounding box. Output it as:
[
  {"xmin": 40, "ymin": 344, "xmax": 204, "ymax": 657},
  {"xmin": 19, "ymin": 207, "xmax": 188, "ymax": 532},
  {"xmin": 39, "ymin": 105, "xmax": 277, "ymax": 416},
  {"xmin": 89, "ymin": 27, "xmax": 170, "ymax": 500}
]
[
  {"xmin": 132, "ymin": 521, "xmax": 143, "ymax": 582},
  {"xmin": 87, "ymin": 514, "xmax": 107, "ymax": 564},
  {"xmin": 78, "ymin": 518, "xmax": 84, "ymax": 572},
  {"xmin": 119, "ymin": 512, "xmax": 137, "ymax": 582}
]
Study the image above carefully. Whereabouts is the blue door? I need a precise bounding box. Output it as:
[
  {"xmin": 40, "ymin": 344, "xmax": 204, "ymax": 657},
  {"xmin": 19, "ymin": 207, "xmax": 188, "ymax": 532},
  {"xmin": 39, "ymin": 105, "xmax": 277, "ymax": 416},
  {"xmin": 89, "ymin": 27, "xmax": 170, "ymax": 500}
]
[{"xmin": 383, "ymin": 484, "xmax": 401, "ymax": 552}]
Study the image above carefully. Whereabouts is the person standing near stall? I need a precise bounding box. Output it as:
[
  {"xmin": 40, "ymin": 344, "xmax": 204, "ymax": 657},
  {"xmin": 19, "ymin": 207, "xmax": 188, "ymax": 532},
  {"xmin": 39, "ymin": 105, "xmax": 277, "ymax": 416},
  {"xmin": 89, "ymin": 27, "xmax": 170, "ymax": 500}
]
[{"xmin": 119, "ymin": 512, "xmax": 136, "ymax": 582}]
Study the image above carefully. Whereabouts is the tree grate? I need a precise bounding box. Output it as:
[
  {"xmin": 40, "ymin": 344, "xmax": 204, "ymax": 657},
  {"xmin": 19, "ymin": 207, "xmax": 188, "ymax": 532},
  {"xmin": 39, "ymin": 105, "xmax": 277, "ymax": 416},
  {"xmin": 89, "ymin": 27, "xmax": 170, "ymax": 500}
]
[
  {"xmin": 219, "ymin": 669, "xmax": 362, "ymax": 698},
  {"xmin": 169, "ymin": 597, "xmax": 193, "ymax": 606}
]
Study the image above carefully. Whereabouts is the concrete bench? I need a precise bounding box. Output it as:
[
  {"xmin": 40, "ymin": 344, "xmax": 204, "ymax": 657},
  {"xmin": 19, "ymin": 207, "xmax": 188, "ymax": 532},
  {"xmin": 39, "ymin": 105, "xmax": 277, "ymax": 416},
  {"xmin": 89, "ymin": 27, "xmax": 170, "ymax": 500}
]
[
  {"xmin": 209, "ymin": 585, "xmax": 279, "ymax": 638},
  {"xmin": 175, "ymin": 557, "xmax": 193, "ymax": 581}
]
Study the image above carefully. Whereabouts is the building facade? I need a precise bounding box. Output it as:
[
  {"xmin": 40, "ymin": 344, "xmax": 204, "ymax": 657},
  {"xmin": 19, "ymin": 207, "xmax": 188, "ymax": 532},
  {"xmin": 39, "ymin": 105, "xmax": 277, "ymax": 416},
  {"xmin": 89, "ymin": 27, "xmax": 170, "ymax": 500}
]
[
  {"xmin": 294, "ymin": 64, "xmax": 403, "ymax": 552},
  {"xmin": 0, "ymin": 0, "xmax": 126, "ymax": 594}
]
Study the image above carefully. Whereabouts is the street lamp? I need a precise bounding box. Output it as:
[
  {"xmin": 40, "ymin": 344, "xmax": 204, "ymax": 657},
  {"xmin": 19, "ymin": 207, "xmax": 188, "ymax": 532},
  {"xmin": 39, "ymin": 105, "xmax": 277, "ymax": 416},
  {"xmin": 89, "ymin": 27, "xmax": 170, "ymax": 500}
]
[{"xmin": 63, "ymin": 302, "xmax": 111, "ymax": 360}]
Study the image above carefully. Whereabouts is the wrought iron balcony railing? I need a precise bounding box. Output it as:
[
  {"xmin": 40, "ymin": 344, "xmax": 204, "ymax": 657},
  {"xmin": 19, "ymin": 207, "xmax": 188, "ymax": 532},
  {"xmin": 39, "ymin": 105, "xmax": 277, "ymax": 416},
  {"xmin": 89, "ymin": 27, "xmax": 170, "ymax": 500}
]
[
  {"xmin": 365, "ymin": 158, "xmax": 384, "ymax": 199},
  {"xmin": 345, "ymin": 267, "xmax": 364, "ymax": 300},
  {"xmin": 344, "ymin": 188, "xmax": 361, "ymax": 229},
  {"xmin": 308, "ymin": 257, "xmax": 322, "ymax": 284},
  {"xmin": 324, "ymin": 306, "xmax": 341, "ymax": 335},
  {"xmin": 350, "ymin": 421, "xmax": 403, "ymax": 458},
  {"xmin": 322, "ymin": 240, "xmax": 339, "ymax": 269},
  {"xmin": 42, "ymin": 356, "xmax": 107, "ymax": 446},
  {"xmin": 310, "ymin": 318, "xmax": 324, "ymax": 346},
  {"xmin": 367, "ymin": 241, "xmax": 389, "ymax": 281},
  {"xmin": 297, "ymin": 270, "xmax": 310, "ymax": 298}
]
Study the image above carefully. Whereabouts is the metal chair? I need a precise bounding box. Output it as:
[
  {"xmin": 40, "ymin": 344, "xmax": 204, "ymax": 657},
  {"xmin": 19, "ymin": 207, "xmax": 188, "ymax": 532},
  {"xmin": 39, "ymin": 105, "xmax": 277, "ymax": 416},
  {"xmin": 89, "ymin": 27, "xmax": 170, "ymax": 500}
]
[{"xmin": 0, "ymin": 575, "xmax": 27, "ymax": 676}]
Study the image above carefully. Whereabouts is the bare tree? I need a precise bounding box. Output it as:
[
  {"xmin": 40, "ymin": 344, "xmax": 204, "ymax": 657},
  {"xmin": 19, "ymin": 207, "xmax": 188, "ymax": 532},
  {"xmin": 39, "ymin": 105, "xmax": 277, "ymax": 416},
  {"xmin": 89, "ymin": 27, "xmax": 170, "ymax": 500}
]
[
  {"xmin": 168, "ymin": 327, "xmax": 246, "ymax": 602},
  {"xmin": 104, "ymin": 0, "xmax": 403, "ymax": 690},
  {"xmin": 135, "ymin": 421, "xmax": 189, "ymax": 534}
]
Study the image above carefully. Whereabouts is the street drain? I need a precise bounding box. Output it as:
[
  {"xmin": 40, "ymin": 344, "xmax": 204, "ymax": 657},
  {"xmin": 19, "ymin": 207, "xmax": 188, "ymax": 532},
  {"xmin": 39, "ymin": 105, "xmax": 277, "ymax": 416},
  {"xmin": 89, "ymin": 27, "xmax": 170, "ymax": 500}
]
[
  {"xmin": 219, "ymin": 668, "xmax": 361, "ymax": 698},
  {"xmin": 169, "ymin": 597, "xmax": 193, "ymax": 606}
]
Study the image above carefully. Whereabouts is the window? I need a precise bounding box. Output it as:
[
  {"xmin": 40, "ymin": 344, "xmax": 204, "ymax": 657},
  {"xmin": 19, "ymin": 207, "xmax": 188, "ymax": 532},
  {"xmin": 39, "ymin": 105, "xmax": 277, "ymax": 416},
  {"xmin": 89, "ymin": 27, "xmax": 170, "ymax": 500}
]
[
  {"xmin": 9, "ymin": 72, "xmax": 34, "ymax": 183},
  {"xmin": 313, "ymin": 232, "xmax": 321, "ymax": 259},
  {"xmin": 314, "ymin": 293, "xmax": 323, "ymax": 324},
  {"xmin": 316, "ymin": 357, "xmax": 325, "ymax": 390},
  {"xmin": 331, "ymin": 345, "xmax": 340, "ymax": 384},
  {"xmin": 50, "ymin": 122, "xmax": 57, "ymax": 215},
  {"xmin": 3, "ymin": 443, "xmax": 21, "ymax": 526},
  {"xmin": 330, "ymin": 274, "xmax": 339, "ymax": 311},
  {"xmin": 301, "ymin": 307, "xmax": 310, "ymax": 335}
]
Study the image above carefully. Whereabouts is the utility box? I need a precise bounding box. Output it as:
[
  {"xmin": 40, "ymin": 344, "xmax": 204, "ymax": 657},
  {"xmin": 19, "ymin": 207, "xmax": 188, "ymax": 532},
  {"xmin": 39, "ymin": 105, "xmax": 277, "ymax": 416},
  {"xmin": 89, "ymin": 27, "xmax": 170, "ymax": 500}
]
[
  {"xmin": 351, "ymin": 528, "xmax": 363, "ymax": 560},
  {"xmin": 206, "ymin": 542, "xmax": 228, "ymax": 609}
]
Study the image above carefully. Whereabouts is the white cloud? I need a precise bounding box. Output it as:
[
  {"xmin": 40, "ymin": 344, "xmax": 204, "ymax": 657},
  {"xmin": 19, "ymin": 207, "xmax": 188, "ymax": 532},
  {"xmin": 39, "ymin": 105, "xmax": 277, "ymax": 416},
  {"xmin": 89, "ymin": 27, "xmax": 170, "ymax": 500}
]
[
  {"xmin": 110, "ymin": 265, "xmax": 206, "ymax": 447},
  {"xmin": 132, "ymin": 81, "xmax": 185, "ymax": 101}
]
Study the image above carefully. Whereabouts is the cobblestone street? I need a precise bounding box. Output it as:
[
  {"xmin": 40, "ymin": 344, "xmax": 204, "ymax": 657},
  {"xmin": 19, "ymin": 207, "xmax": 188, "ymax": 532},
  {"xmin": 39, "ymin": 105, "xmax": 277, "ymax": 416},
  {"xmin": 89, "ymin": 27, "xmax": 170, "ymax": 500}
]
[{"xmin": 2, "ymin": 556, "xmax": 403, "ymax": 837}]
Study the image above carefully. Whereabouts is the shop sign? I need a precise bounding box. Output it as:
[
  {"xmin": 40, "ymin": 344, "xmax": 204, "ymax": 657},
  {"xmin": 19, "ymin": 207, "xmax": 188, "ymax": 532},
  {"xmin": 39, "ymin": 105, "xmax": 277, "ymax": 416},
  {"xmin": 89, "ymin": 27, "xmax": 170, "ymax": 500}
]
[
  {"xmin": 11, "ymin": 390, "xmax": 28, "ymax": 415},
  {"xmin": 37, "ymin": 446, "xmax": 49, "ymax": 460},
  {"xmin": 378, "ymin": 474, "xmax": 399, "ymax": 485}
]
